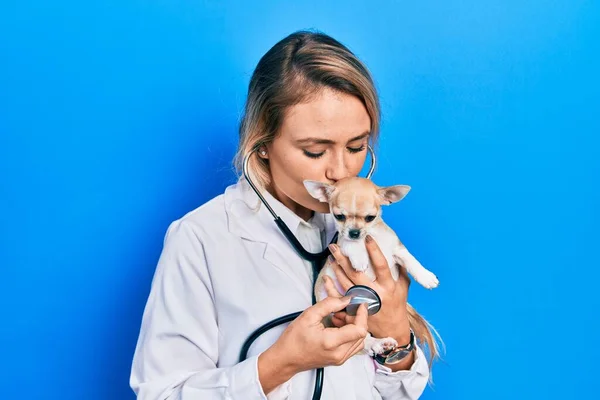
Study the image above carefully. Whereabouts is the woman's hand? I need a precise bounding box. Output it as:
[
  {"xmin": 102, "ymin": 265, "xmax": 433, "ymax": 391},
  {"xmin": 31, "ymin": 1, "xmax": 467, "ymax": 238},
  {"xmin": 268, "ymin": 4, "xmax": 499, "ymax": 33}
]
[
  {"xmin": 327, "ymin": 235, "xmax": 412, "ymax": 345},
  {"xmin": 258, "ymin": 297, "xmax": 369, "ymax": 394}
]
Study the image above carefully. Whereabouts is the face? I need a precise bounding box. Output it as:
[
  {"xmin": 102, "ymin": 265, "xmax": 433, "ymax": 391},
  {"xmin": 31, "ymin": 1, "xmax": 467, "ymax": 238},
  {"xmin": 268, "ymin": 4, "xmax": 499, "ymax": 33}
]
[
  {"xmin": 329, "ymin": 179, "xmax": 381, "ymax": 241},
  {"xmin": 263, "ymin": 88, "xmax": 371, "ymax": 220},
  {"xmin": 304, "ymin": 177, "xmax": 411, "ymax": 241}
]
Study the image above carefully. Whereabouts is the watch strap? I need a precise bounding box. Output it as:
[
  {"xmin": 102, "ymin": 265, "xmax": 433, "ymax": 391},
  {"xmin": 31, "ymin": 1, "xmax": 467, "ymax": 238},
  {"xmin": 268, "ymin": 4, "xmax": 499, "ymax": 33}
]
[{"xmin": 374, "ymin": 328, "xmax": 416, "ymax": 365}]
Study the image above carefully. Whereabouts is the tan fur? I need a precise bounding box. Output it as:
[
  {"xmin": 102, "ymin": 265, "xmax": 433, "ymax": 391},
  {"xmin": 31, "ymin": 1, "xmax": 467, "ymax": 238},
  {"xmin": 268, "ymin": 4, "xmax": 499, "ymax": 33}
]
[{"xmin": 306, "ymin": 177, "xmax": 444, "ymax": 380}]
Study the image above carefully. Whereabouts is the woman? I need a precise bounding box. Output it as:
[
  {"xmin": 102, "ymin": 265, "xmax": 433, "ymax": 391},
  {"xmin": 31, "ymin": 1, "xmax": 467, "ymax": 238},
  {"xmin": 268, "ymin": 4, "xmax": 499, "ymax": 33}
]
[{"xmin": 130, "ymin": 30, "xmax": 440, "ymax": 400}]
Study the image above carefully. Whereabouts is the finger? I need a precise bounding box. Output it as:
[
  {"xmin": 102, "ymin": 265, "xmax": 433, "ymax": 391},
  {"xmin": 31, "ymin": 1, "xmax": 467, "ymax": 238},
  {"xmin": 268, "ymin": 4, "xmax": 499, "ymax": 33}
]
[
  {"xmin": 337, "ymin": 337, "xmax": 365, "ymax": 364},
  {"xmin": 396, "ymin": 262, "xmax": 411, "ymax": 288},
  {"xmin": 330, "ymin": 258, "xmax": 354, "ymax": 293},
  {"xmin": 365, "ymin": 235, "xmax": 393, "ymax": 283},
  {"xmin": 353, "ymin": 303, "xmax": 369, "ymax": 331},
  {"xmin": 324, "ymin": 322, "xmax": 367, "ymax": 346},
  {"xmin": 308, "ymin": 296, "xmax": 352, "ymax": 321},
  {"xmin": 332, "ymin": 310, "xmax": 357, "ymax": 326},
  {"xmin": 347, "ymin": 336, "xmax": 366, "ymax": 357},
  {"xmin": 346, "ymin": 331, "xmax": 368, "ymax": 359},
  {"xmin": 323, "ymin": 275, "xmax": 343, "ymax": 298},
  {"xmin": 333, "ymin": 311, "xmax": 348, "ymax": 321},
  {"xmin": 334, "ymin": 338, "xmax": 364, "ymax": 367},
  {"xmin": 331, "ymin": 315, "xmax": 346, "ymax": 328},
  {"xmin": 345, "ymin": 314, "xmax": 357, "ymax": 325},
  {"xmin": 329, "ymin": 244, "xmax": 372, "ymax": 286}
]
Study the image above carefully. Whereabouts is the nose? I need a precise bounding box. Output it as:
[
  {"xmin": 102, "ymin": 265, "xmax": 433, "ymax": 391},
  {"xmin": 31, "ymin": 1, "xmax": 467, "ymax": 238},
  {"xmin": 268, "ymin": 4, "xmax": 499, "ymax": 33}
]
[
  {"xmin": 349, "ymin": 229, "xmax": 361, "ymax": 239},
  {"xmin": 325, "ymin": 151, "xmax": 349, "ymax": 182}
]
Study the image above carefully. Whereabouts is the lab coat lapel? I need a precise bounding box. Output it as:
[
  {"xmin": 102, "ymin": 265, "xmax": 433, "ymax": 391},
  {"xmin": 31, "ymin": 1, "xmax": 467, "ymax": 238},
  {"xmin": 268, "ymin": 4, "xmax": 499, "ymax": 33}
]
[
  {"xmin": 324, "ymin": 213, "xmax": 337, "ymax": 245},
  {"xmin": 224, "ymin": 179, "xmax": 314, "ymax": 303}
]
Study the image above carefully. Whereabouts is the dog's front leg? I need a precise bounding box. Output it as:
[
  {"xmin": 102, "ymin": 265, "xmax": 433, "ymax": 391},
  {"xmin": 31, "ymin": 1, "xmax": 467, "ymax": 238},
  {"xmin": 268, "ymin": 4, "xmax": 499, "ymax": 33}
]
[
  {"xmin": 340, "ymin": 241, "xmax": 370, "ymax": 272},
  {"xmin": 393, "ymin": 245, "xmax": 439, "ymax": 289},
  {"xmin": 363, "ymin": 333, "xmax": 398, "ymax": 357}
]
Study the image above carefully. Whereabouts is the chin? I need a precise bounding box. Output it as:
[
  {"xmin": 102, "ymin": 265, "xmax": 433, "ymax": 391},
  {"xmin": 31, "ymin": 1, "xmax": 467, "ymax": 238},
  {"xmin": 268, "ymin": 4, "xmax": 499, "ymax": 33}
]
[
  {"xmin": 293, "ymin": 195, "xmax": 330, "ymax": 214},
  {"xmin": 308, "ymin": 198, "xmax": 330, "ymax": 214}
]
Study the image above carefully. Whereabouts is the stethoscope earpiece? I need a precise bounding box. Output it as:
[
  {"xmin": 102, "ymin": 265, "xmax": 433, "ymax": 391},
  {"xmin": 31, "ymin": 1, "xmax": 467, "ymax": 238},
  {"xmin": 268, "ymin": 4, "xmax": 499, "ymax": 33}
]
[{"xmin": 242, "ymin": 145, "xmax": 376, "ymax": 214}]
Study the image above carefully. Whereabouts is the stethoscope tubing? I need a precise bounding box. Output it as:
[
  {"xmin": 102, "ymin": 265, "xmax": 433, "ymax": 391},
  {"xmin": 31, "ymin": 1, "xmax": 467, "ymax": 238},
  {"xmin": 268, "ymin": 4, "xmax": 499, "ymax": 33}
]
[{"xmin": 238, "ymin": 145, "xmax": 376, "ymax": 400}]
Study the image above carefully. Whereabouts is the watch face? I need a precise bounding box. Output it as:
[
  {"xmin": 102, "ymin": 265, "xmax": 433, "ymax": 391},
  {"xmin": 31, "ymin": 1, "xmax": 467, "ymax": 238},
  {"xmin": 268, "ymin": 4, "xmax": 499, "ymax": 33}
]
[{"xmin": 385, "ymin": 349, "xmax": 411, "ymax": 364}]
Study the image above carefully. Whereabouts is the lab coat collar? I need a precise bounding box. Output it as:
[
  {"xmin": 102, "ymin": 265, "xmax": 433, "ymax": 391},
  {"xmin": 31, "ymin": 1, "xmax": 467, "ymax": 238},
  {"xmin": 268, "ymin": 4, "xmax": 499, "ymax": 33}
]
[
  {"xmin": 224, "ymin": 177, "xmax": 336, "ymax": 244},
  {"xmin": 224, "ymin": 178, "xmax": 336, "ymax": 302},
  {"xmin": 261, "ymin": 188, "xmax": 327, "ymax": 236}
]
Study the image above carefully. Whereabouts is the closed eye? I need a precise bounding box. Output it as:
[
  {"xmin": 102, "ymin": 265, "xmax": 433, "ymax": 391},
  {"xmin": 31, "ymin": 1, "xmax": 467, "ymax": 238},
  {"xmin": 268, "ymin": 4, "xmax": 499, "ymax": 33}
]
[
  {"xmin": 303, "ymin": 144, "xmax": 366, "ymax": 159},
  {"xmin": 303, "ymin": 150, "xmax": 325, "ymax": 159},
  {"xmin": 347, "ymin": 145, "xmax": 366, "ymax": 154}
]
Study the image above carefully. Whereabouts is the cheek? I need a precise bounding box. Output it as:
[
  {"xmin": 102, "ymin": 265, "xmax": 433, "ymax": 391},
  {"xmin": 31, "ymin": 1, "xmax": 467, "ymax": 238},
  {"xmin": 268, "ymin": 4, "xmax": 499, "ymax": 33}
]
[
  {"xmin": 347, "ymin": 151, "xmax": 369, "ymax": 176},
  {"xmin": 267, "ymin": 147, "xmax": 330, "ymax": 211},
  {"xmin": 269, "ymin": 141, "xmax": 321, "ymax": 178},
  {"xmin": 271, "ymin": 149, "xmax": 323, "ymax": 187}
]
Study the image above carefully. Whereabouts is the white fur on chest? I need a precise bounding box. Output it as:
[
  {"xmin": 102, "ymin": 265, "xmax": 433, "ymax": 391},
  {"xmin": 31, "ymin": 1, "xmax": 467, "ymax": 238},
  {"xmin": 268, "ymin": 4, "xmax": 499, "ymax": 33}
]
[
  {"xmin": 314, "ymin": 221, "xmax": 438, "ymax": 308},
  {"xmin": 338, "ymin": 231, "xmax": 400, "ymax": 281}
]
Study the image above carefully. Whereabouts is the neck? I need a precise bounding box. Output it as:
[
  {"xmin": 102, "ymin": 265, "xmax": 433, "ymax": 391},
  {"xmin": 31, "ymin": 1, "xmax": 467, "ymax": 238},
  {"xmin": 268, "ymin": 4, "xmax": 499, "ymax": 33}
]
[{"xmin": 267, "ymin": 184, "xmax": 314, "ymax": 222}]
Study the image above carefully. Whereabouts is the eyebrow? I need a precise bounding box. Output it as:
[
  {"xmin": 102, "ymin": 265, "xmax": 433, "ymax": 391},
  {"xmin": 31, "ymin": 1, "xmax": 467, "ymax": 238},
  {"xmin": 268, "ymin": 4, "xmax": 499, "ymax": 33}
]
[{"xmin": 294, "ymin": 132, "xmax": 370, "ymax": 145}]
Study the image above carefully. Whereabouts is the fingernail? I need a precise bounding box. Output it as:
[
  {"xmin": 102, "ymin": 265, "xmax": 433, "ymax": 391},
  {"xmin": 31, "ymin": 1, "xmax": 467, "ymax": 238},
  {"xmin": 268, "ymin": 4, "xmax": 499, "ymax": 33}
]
[
  {"xmin": 365, "ymin": 235, "xmax": 373, "ymax": 243},
  {"xmin": 328, "ymin": 244, "xmax": 337, "ymax": 253}
]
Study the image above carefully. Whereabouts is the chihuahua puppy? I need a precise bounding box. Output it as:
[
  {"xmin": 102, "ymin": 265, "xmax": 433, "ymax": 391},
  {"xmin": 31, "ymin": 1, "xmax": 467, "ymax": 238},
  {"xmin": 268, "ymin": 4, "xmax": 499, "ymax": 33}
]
[{"xmin": 304, "ymin": 177, "xmax": 439, "ymax": 356}]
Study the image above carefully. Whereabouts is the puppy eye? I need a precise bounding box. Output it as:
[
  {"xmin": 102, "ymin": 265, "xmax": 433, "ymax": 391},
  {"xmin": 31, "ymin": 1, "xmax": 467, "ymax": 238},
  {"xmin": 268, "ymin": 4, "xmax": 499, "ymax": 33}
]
[
  {"xmin": 365, "ymin": 215, "xmax": 376, "ymax": 222},
  {"xmin": 334, "ymin": 214, "xmax": 346, "ymax": 221}
]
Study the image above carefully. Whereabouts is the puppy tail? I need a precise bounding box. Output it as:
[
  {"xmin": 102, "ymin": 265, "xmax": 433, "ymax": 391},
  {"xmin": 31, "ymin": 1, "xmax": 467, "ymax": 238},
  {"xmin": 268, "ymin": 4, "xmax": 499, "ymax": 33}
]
[{"xmin": 407, "ymin": 302, "xmax": 446, "ymax": 384}]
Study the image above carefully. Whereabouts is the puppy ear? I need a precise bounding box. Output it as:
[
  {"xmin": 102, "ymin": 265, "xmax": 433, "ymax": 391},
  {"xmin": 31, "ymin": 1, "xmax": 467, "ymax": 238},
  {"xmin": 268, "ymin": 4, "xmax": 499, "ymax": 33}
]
[
  {"xmin": 303, "ymin": 180, "xmax": 334, "ymax": 203},
  {"xmin": 377, "ymin": 185, "xmax": 411, "ymax": 205}
]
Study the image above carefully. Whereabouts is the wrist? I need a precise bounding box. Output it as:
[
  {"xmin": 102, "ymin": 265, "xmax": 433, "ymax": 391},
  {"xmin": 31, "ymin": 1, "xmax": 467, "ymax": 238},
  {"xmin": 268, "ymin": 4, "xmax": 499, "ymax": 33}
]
[
  {"xmin": 263, "ymin": 343, "xmax": 297, "ymax": 377},
  {"xmin": 392, "ymin": 323, "xmax": 412, "ymax": 346},
  {"xmin": 376, "ymin": 318, "xmax": 411, "ymax": 345},
  {"xmin": 257, "ymin": 345, "xmax": 296, "ymax": 394},
  {"xmin": 373, "ymin": 328, "xmax": 416, "ymax": 370},
  {"xmin": 385, "ymin": 348, "xmax": 416, "ymax": 372}
]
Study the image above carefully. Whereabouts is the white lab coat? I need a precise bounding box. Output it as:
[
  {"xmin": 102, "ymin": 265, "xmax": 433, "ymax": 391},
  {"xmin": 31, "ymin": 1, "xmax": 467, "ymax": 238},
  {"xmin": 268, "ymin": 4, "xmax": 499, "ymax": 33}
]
[{"xmin": 130, "ymin": 178, "xmax": 430, "ymax": 400}]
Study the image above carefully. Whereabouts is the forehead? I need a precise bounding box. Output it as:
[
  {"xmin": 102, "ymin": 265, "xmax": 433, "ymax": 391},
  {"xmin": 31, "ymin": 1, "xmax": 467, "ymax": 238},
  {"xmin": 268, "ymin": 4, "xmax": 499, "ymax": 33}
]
[
  {"xmin": 334, "ymin": 190, "xmax": 378, "ymax": 214},
  {"xmin": 281, "ymin": 89, "xmax": 371, "ymax": 142}
]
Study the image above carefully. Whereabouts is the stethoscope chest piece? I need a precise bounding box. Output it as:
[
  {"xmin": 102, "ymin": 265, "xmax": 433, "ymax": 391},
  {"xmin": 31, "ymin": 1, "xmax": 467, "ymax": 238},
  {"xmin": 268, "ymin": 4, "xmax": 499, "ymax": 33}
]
[{"xmin": 344, "ymin": 285, "xmax": 381, "ymax": 316}]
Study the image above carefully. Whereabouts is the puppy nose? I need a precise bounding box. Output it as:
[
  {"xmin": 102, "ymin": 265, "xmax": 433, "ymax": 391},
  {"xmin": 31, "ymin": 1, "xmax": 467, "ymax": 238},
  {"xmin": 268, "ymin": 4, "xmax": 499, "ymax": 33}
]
[{"xmin": 349, "ymin": 229, "xmax": 361, "ymax": 239}]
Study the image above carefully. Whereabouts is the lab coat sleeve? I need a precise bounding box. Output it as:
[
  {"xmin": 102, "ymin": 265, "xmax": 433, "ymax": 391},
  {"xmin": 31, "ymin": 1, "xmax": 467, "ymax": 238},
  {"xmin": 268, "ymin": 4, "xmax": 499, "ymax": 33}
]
[
  {"xmin": 130, "ymin": 219, "xmax": 277, "ymax": 400},
  {"xmin": 372, "ymin": 344, "xmax": 430, "ymax": 399}
]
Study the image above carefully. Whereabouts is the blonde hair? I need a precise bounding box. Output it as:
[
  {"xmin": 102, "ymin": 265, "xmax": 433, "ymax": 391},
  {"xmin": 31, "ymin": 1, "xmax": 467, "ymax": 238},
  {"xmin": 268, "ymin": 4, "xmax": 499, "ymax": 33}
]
[
  {"xmin": 234, "ymin": 30, "xmax": 443, "ymax": 378},
  {"xmin": 233, "ymin": 30, "xmax": 380, "ymax": 189}
]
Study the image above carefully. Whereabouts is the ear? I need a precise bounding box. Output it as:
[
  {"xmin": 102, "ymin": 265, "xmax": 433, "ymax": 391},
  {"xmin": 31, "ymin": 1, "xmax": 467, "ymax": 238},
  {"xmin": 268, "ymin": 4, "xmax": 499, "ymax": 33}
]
[
  {"xmin": 257, "ymin": 146, "xmax": 269, "ymax": 159},
  {"xmin": 377, "ymin": 185, "xmax": 411, "ymax": 205},
  {"xmin": 303, "ymin": 180, "xmax": 335, "ymax": 203}
]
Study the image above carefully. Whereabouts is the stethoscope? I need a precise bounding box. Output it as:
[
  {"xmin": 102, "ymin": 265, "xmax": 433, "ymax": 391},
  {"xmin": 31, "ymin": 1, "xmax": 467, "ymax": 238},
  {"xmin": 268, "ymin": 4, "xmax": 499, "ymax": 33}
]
[{"xmin": 239, "ymin": 145, "xmax": 382, "ymax": 400}]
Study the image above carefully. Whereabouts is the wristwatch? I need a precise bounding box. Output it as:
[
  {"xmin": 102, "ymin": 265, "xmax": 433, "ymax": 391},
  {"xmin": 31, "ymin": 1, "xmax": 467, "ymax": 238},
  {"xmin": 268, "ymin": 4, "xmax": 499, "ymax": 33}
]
[{"xmin": 374, "ymin": 329, "xmax": 416, "ymax": 365}]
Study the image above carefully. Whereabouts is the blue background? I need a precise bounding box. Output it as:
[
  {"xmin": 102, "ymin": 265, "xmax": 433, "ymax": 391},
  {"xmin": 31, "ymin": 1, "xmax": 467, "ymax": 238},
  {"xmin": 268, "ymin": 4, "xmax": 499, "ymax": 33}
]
[{"xmin": 1, "ymin": 1, "xmax": 598, "ymax": 399}]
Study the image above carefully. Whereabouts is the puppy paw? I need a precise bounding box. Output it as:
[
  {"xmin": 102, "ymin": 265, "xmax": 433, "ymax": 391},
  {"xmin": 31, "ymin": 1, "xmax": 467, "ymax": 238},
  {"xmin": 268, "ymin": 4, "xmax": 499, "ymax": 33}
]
[
  {"xmin": 414, "ymin": 269, "xmax": 439, "ymax": 289},
  {"xmin": 366, "ymin": 337, "xmax": 398, "ymax": 356},
  {"xmin": 349, "ymin": 255, "xmax": 370, "ymax": 272}
]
